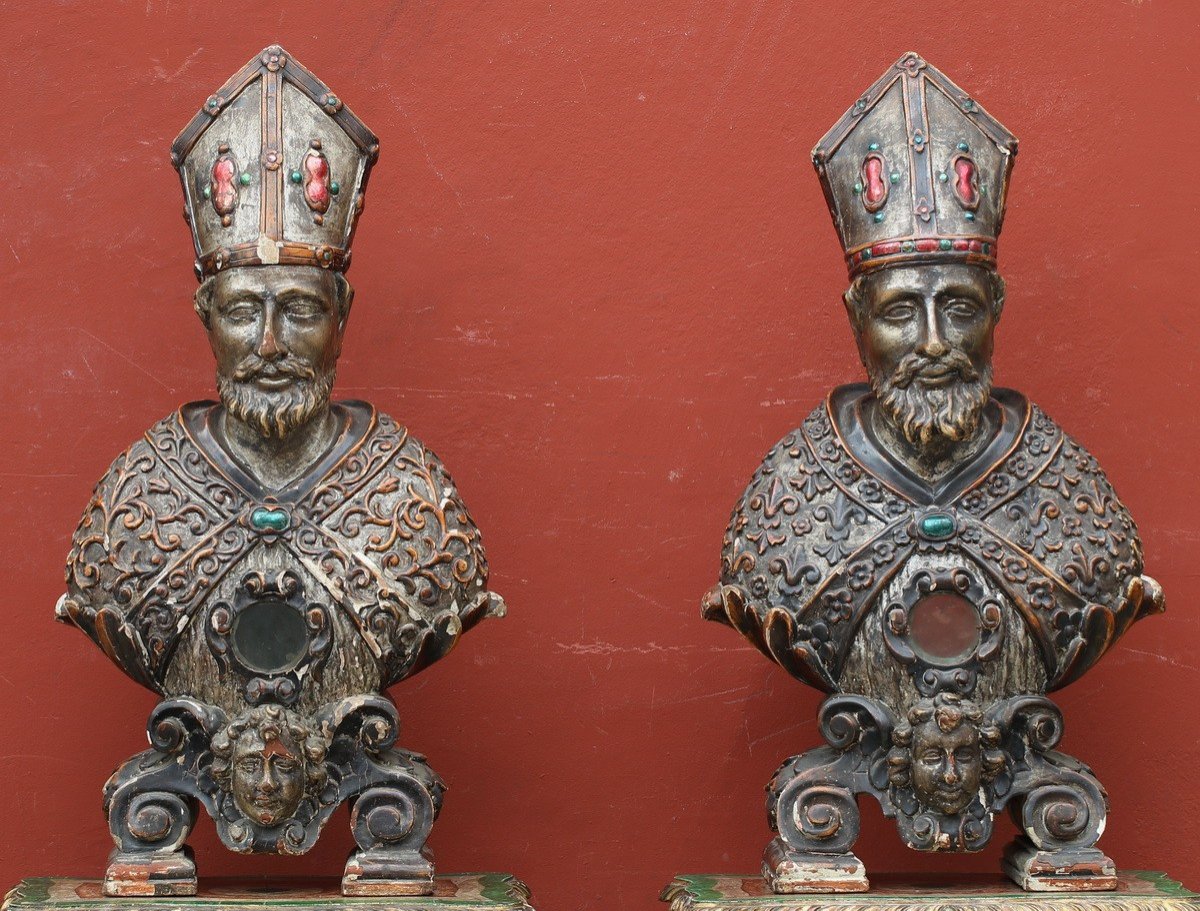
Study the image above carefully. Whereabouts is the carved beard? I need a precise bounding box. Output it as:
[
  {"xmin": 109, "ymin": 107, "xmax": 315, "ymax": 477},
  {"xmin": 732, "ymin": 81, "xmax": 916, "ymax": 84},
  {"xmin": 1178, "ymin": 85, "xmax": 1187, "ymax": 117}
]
[
  {"xmin": 870, "ymin": 350, "xmax": 993, "ymax": 447},
  {"xmin": 217, "ymin": 355, "xmax": 336, "ymax": 439}
]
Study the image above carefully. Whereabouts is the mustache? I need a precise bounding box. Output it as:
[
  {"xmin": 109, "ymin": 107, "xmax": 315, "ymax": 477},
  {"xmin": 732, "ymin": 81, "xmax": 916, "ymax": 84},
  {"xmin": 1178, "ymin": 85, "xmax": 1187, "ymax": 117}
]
[
  {"xmin": 229, "ymin": 354, "xmax": 318, "ymax": 383},
  {"xmin": 870, "ymin": 358, "xmax": 993, "ymax": 448},
  {"xmin": 217, "ymin": 362, "xmax": 335, "ymax": 439},
  {"xmin": 889, "ymin": 350, "xmax": 979, "ymax": 388}
]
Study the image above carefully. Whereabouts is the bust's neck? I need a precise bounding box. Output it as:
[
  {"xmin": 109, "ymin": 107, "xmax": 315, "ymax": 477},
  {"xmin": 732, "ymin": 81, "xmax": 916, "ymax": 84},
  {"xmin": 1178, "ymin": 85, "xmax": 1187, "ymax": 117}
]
[
  {"xmin": 866, "ymin": 398, "xmax": 997, "ymax": 484},
  {"xmin": 215, "ymin": 405, "xmax": 339, "ymax": 491}
]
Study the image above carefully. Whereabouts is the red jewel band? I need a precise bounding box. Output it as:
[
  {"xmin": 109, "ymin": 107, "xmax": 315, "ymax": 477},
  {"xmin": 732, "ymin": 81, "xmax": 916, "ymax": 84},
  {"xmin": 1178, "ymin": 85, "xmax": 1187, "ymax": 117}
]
[{"xmin": 846, "ymin": 236, "xmax": 996, "ymax": 276}]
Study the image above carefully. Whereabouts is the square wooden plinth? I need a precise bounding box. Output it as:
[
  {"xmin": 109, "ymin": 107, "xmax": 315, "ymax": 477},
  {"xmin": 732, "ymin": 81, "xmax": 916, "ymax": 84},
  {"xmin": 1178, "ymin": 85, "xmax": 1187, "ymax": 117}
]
[
  {"xmin": 661, "ymin": 872, "xmax": 1200, "ymax": 911},
  {"xmin": 3, "ymin": 876, "xmax": 534, "ymax": 911}
]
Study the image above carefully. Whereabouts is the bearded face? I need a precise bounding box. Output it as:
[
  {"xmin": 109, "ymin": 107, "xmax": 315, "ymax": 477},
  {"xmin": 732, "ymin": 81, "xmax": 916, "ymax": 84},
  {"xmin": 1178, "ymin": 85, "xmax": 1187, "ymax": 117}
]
[
  {"xmin": 873, "ymin": 350, "xmax": 993, "ymax": 447},
  {"xmin": 848, "ymin": 263, "xmax": 1001, "ymax": 448},
  {"xmin": 199, "ymin": 266, "xmax": 349, "ymax": 438},
  {"xmin": 216, "ymin": 354, "xmax": 336, "ymax": 439}
]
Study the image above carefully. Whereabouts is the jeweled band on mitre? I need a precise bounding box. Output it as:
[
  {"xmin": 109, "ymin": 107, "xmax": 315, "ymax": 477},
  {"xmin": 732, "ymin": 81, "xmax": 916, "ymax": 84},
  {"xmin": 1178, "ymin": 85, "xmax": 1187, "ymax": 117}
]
[{"xmin": 846, "ymin": 234, "xmax": 997, "ymax": 274}]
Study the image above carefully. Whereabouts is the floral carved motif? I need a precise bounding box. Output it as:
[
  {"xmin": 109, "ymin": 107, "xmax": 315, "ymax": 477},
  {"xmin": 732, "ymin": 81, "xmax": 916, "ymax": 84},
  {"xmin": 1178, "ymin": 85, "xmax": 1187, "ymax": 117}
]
[
  {"xmin": 58, "ymin": 405, "xmax": 502, "ymax": 695},
  {"xmin": 707, "ymin": 387, "xmax": 1163, "ymax": 695}
]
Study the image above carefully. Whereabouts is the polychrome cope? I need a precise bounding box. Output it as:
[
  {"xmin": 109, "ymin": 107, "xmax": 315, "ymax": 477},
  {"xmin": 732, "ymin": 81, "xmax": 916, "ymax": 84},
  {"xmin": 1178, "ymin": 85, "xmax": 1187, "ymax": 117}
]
[
  {"xmin": 57, "ymin": 401, "xmax": 504, "ymax": 711},
  {"xmin": 706, "ymin": 384, "xmax": 1162, "ymax": 700}
]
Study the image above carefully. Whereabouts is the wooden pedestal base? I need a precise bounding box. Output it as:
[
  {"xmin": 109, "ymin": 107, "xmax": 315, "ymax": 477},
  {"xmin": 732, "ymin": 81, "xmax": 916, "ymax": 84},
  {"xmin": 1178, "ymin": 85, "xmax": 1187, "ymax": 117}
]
[
  {"xmin": 103, "ymin": 847, "xmax": 196, "ymax": 897},
  {"xmin": 3, "ymin": 876, "xmax": 534, "ymax": 911},
  {"xmin": 342, "ymin": 846, "xmax": 436, "ymax": 896},
  {"xmin": 1002, "ymin": 837, "xmax": 1118, "ymax": 892},
  {"xmin": 762, "ymin": 838, "xmax": 868, "ymax": 894},
  {"xmin": 661, "ymin": 872, "xmax": 1200, "ymax": 911}
]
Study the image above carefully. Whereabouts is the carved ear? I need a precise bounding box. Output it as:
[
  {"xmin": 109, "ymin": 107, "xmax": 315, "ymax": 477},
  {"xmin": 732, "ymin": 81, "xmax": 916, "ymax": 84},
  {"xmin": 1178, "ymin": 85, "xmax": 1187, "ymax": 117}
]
[
  {"xmin": 842, "ymin": 281, "xmax": 869, "ymax": 366},
  {"xmin": 989, "ymin": 271, "xmax": 1006, "ymax": 321},
  {"xmin": 841, "ymin": 283, "xmax": 862, "ymax": 332},
  {"xmin": 193, "ymin": 278, "xmax": 215, "ymax": 329},
  {"xmin": 334, "ymin": 274, "xmax": 354, "ymax": 331}
]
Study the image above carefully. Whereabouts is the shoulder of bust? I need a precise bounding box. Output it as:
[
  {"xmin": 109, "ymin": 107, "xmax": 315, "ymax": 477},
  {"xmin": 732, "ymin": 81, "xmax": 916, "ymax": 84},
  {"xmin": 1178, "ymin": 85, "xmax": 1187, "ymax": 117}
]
[
  {"xmin": 1020, "ymin": 397, "xmax": 1129, "ymax": 501},
  {"xmin": 986, "ymin": 392, "xmax": 1146, "ymax": 597},
  {"xmin": 87, "ymin": 405, "xmax": 199, "ymax": 488},
  {"xmin": 1004, "ymin": 393, "xmax": 1116, "ymax": 473},
  {"xmin": 356, "ymin": 406, "xmax": 439, "ymax": 466},
  {"xmin": 1010, "ymin": 393, "xmax": 1072, "ymax": 440},
  {"xmin": 750, "ymin": 393, "xmax": 841, "ymax": 476},
  {"xmin": 342, "ymin": 404, "xmax": 473, "ymax": 511}
]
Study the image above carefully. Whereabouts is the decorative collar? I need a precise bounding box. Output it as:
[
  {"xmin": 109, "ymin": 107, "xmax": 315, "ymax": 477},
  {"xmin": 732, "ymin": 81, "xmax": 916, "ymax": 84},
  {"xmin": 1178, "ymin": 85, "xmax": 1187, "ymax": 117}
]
[
  {"xmin": 827, "ymin": 383, "xmax": 1030, "ymax": 506},
  {"xmin": 179, "ymin": 399, "xmax": 376, "ymax": 504}
]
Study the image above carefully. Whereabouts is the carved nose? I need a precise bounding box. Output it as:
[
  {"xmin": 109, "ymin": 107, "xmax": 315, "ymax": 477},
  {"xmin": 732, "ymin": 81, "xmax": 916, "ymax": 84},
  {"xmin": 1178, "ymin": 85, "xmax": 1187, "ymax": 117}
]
[
  {"xmin": 257, "ymin": 321, "xmax": 282, "ymax": 360},
  {"xmin": 919, "ymin": 303, "xmax": 949, "ymax": 358},
  {"xmin": 943, "ymin": 757, "xmax": 961, "ymax": 785},
  {"xmin": 921, "ymin": 338, "xmax": 949, "ymax": 358}
]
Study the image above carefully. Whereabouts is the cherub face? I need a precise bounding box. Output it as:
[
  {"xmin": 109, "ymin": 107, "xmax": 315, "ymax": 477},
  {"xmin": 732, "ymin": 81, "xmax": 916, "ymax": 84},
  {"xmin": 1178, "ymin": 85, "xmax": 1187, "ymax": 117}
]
[
  {"xmin": 230, "ymin": 733, "xmax": 306, "ymax": 826},
  {"xmin": 909, "ymin": 716, "xmax": 983, "ymax": 816}
]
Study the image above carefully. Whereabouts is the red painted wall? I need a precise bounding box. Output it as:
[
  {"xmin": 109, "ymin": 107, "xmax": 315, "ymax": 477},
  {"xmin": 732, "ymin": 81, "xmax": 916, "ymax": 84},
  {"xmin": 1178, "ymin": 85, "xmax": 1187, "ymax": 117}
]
[{"xmin": 1, "ymin": 3, "xmax": 1197, "ymax": 910}]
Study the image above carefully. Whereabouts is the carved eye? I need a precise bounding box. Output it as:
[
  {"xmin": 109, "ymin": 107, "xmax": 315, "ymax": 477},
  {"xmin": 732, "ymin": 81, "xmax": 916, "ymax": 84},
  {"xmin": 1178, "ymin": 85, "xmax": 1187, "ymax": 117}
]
[
  {"xmin": 222, "ymin": 303, "xmax": 258, "ymax": 323},
  {"xmin": 954, "ymin": 748, "xmax": 975, "ymax": 762},
  {"xmin": 238, "ymin": 757, "xmax": 262, "ymax": 773},
  {"xmin": 283, "ymin": 300, "xmax": 322, "ymax": 320},
  {"xmin": 881, "ymin": 300, "xmax": 916, "ymax": 322},
  {"xmin": 920, "ymin": 750, "xmax": 943, "ymax": 764},
  {"xmin": 945, "ymin": 299, "xmax": 980, "ymax": 319}
]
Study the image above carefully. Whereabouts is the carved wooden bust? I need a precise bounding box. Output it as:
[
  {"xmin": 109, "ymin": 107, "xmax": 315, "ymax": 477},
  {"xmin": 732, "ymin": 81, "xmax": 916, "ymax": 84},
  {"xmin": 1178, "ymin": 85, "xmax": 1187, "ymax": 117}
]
[
  {"xmin": 56, "ymin": 46, "xmax": 503, "ymax": 898},
  {"xmin": 704, "ymin": 52, "xmax": 1162, "ymax": 895}
]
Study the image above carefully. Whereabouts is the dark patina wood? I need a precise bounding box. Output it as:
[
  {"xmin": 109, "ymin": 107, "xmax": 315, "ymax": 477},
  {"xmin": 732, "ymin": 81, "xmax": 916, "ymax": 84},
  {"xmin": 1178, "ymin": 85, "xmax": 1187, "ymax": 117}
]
[
  {"xmin": 699, "ymin": 52, "xmax": 1164, "ymax": 894},
  {"xmin": 55, "ymin": 45, "xmax": 506, "ymax": 897}
]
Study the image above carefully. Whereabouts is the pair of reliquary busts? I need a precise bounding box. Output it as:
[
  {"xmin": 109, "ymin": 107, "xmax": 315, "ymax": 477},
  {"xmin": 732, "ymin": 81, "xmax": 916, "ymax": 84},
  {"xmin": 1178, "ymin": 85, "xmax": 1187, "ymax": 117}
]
[{"xmin": 55, "ymin": 46, "xmax": 1161, "ymax": 900}]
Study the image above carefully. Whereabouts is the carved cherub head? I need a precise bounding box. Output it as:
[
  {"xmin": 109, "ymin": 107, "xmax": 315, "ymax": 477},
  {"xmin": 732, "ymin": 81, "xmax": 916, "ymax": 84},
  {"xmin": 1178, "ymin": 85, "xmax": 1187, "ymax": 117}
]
[
  {"xmin": 887, "ymin": 692, "xmax": 1005, "ymax": 816},
  {"xmin": 844, "ymin": 263, "xmax": 1005, "ymax": 449},
  {"xmin": 211, "ymin": 703, "xmax": 328, "ymax": 826},
  {"xmin": 194, "ymin": 267, "xmax": 353, "ymax": 439}
]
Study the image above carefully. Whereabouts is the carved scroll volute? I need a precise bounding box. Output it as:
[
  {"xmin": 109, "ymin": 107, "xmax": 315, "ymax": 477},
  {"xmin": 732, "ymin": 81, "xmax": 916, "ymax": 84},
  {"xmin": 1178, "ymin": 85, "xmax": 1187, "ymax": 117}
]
[{"xmin": 768, "ymin": 694, "xmax": 895, "ymax": 856}]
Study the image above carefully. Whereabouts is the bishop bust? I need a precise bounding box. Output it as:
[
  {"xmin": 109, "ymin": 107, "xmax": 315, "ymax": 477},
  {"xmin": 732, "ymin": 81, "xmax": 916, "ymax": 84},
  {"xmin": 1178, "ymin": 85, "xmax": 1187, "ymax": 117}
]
[
  {"xmin": 705, "ymin": 53, "xmax": 1163, "ymax": 894},
  {"xmin": 57, "ymin": 46, "xmax": 503, "ymax": 898}
]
